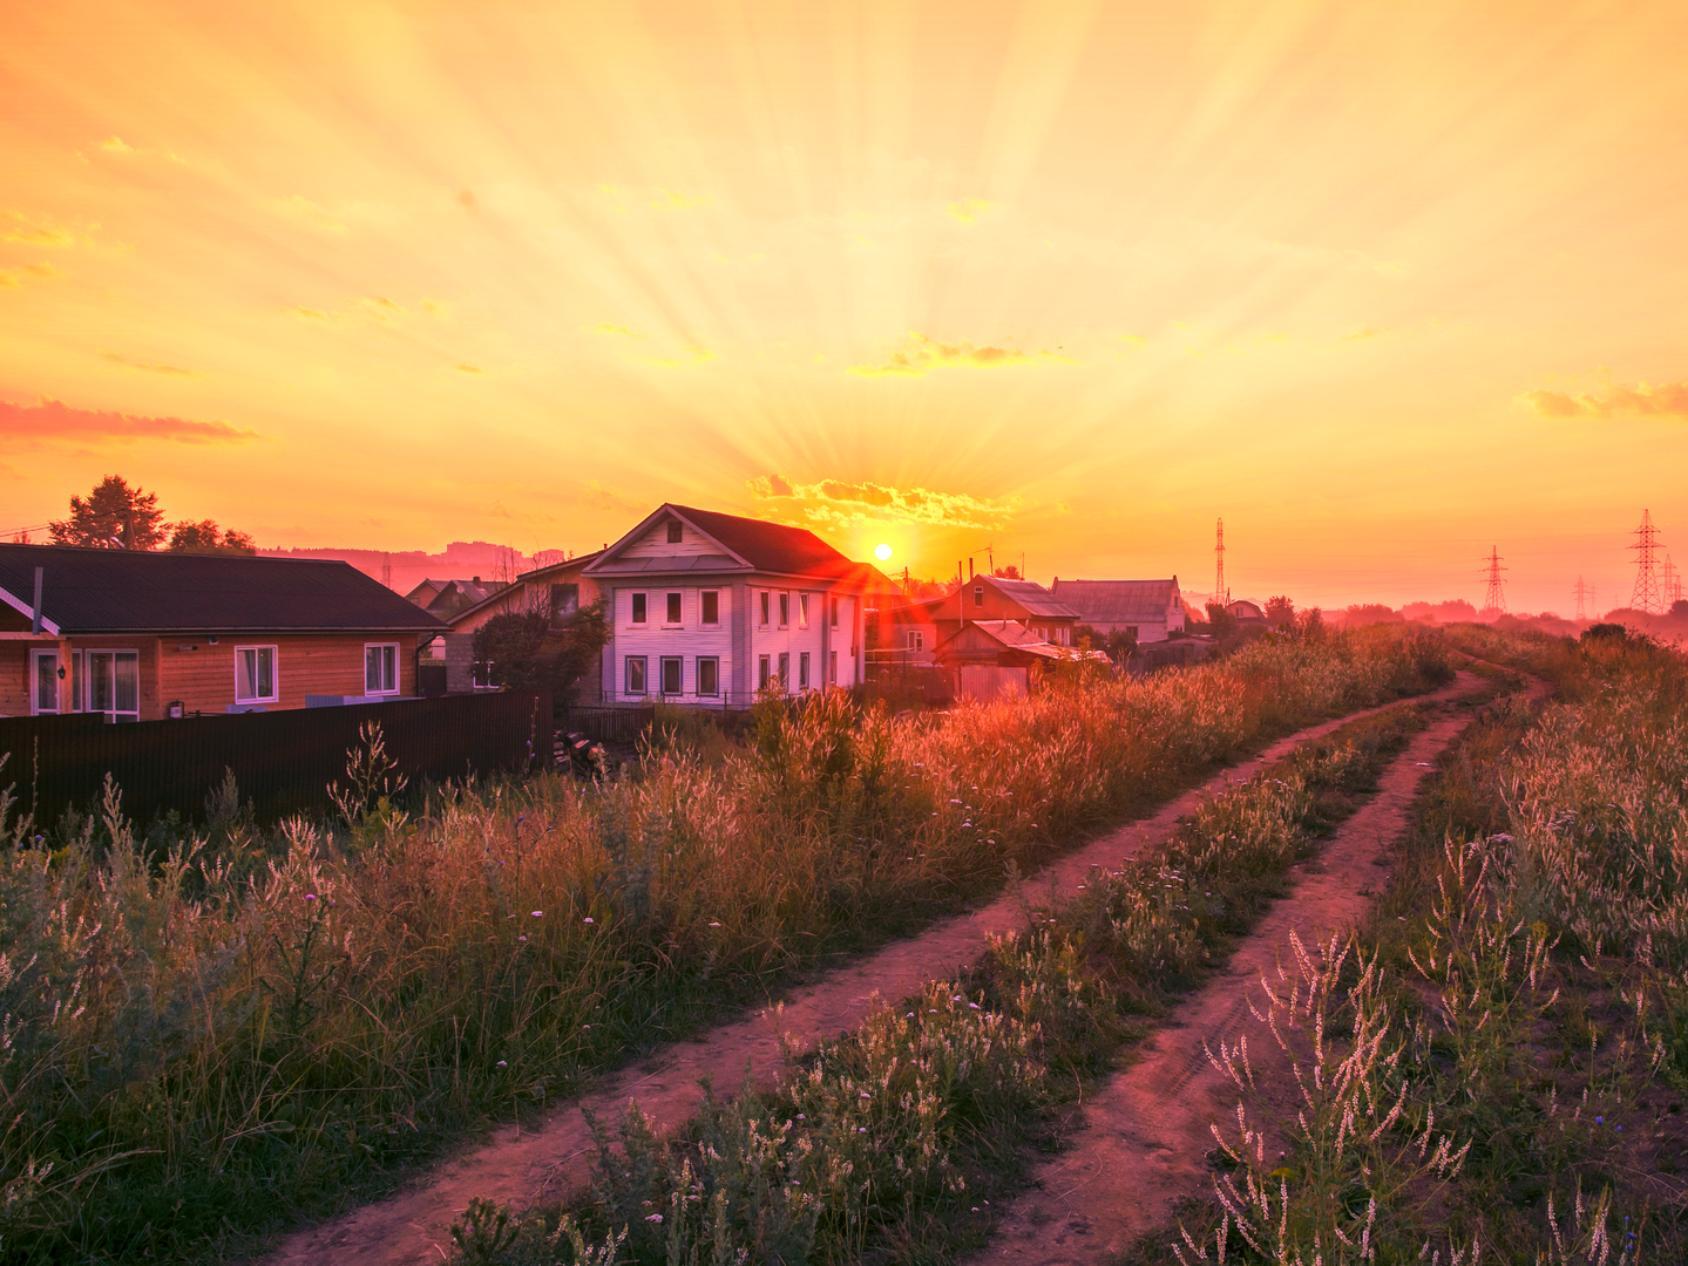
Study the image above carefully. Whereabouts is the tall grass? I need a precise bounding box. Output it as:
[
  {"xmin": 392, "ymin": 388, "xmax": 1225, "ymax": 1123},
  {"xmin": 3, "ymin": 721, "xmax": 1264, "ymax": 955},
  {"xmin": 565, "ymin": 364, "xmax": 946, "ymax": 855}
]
[
  {"xmin": 1166, "ymin": 629, "xmax": 1688, "ymax": 1264},
  {"xmin": 0, "ymin": 627, "xmax": 1447, "ymax": 1263},
  {"xmin": 449, "ymin": 705, "xmax": 1428, "ymax": 1265}
]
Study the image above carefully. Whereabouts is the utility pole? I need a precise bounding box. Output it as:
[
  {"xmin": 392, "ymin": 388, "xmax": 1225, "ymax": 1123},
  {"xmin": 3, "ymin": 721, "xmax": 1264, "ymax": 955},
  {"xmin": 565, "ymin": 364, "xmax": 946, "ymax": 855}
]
[
  {"xmin": 1214, "ymin": 517, "xmax": 1227, "ymax": 606},
  {"xmin": 1481, "ymin": 546, "xmax": 1507, "ymax": 614},
  {"xmin": 1629, "ymin": 509, "xmax": 1666, "ymax": 615}
]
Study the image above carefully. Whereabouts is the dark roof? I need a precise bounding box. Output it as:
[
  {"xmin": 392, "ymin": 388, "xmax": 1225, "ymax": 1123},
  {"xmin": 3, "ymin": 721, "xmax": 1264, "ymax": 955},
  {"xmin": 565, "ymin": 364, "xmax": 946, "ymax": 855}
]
[
  {"xmin": 671, "ymin": 504, "xmax": 859, "ymax": 578},
  {"xmin": 588, "ymin": 504, "xmax": 870, "ymax": 583},
  {"xmin": 1050, "ymin": 578, "xmax": 1181, "ymax": 624},
  {"xmin": 0, "ymin": 544, "xmax": 444, "ymax": 634},
  {"xmin": 902, "ymin": 574, "xmax": 1078, "ymax": 621},
  {"xmin": 445, "ymin": 551, "xmax": 603, "ymax": 629}
]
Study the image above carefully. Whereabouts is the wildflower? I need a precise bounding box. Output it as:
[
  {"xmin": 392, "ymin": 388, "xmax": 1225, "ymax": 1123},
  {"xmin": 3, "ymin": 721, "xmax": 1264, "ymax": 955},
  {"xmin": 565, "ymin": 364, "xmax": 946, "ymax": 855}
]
[
  {"xmin": 304, "ymin": 893, "xmax": 318, "ymax": 903},
  {"xmin": 518, "ymin": 934, "xmax": 528, "ymax": 943},
  {"xmin": 645, "ymin": 1213, "xmax": 663, "ymax": 1224},
  {"xmin": 530, "ymin": 910, "xmax": 543, "ymax": 918},
  {"xmin": 968, "ymin": 1002, "xmax": 981, "ymax": 1010},
  {"xmin": 583, "ymin": 916, "xmax": 595, "ymax": 925},
  {"xmin": 708, "ymin": 920, "xmax": 722, "ymax": 928},
  {"xmin": 496, "ymin": 1059, "xmax": 508, "ymax": 1069}
]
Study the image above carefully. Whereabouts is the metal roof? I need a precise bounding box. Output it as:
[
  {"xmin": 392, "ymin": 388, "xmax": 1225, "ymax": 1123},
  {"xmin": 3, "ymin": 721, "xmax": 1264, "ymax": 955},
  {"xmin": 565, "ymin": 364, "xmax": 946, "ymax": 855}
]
[
  {"xmin": 1050, "ymin": 578, "xmax": 1181, "ymax": 624},
  {"xmin": 0, "ymin": 543, "xmax": 444, "ymax": 634}
]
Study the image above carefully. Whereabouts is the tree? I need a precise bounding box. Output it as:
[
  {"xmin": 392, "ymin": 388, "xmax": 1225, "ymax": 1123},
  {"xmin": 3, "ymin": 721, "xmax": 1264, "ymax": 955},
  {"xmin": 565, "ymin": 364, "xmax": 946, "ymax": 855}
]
[
  {"xmin": 472, "ymin": 603, "xmax": 610, "ymax": 700},
  {"xmin": 168, "ymin": 519, "xmax": 257, "ymax": 554},
  {"xmin": 1075, "ymin": 622, "xmax": 1136, "ymax": 663},
  {"xmin": 1264, "ymin": 595, "xmax": 1296, "ymax": 629},
  {"xmin": 1297, "ymin": 607, "xmax": 1326, "ymax": 638},
  {"xmin": 1670, "ymin": 599, "xmax": 1688, "ymax": 620},
  {"xmin": 1204, "ymin": 602, "xmax": 1237, "ymax": 639},
  {"xmin": 49, "ymin": 475, "xmax": 166, "ymax": 549},
  {"xmin": 991, "ymin": 564, "xmax": 1022, "ymax": 580}
]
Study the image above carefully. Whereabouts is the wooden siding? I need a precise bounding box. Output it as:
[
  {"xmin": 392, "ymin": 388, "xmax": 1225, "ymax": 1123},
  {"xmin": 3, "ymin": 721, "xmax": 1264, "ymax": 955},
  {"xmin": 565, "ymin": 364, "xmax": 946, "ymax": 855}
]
[{"xmin": 618, "ymin": 514, "xmax": 724, "ymax": 561}]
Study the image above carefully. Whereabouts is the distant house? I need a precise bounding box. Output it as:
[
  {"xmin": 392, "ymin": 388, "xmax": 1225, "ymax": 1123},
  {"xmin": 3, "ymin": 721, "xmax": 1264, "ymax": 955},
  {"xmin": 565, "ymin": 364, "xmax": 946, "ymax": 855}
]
[
  {"xmin": 876, "ymin": 574, "xmax": 1079, "ymax": 666},
  {"xmin": 0, "ymin": 544, "xmax": 443, "ymax": 721},
  {"xmin": 404, "ymin": 577, "xmax": 502, "ymax": 621},
  {"xmin": 1048, "ymin": 577, "xmax": 1185, "ymax": 644},
  {"xmin": 1225, "ymin": 598, "xmax": 1267, "ymax": 624},
  {"xmin": 585, "ymin": 504, "xmax": 882, "ymax": 706},
  {"xmin": 934, "ymin": 619, "xmax": 1112, "ymax": 701},
  {"xmin": 426, "ymin": 552, "xmax": 605, "ymax": 697}
]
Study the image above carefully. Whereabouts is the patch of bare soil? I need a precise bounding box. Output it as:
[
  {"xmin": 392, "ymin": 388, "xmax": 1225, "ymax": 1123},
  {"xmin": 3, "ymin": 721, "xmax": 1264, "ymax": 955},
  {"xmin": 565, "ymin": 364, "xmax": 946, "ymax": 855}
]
[
  {"xmin": 967, "ymin": 690, "xmax": 1488, "ymax": 1266},
  {"xmin": 259, "ymin": 678, "xmax": 1477, "ymax": 1266}
]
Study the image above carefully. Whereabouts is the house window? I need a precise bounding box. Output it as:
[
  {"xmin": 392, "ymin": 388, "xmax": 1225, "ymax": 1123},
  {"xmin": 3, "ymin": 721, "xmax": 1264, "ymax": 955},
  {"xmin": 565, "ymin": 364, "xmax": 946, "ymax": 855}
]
[
  {"xmin": 778, "ymin": 593, "xmax": 790, "ymax": 627},
  {"xmin": 549, "ymin": 583, "xmax": 579, "ymax": 625},
  {"xmin": 87, "ymin": 650, "xmax": 141, "ymax": 721},
  {"xmin": 906, "ymin": 630, "xmax": 925, "ymax": 651},
  {"xmin": 759, "ymin": 591, "xmax": 771, "ymax": 625},
  {"xmin": 471, "ymin": 660, "xmax": 498, "ymax": 690},
  {"xmin": 697, "ymin": 656, "xmax": 719, "ymax": 696},
  {"xmin": 235, "ymin": 645, "xmax": 279, "ymax": 706},
  {"xmin": 625, "ymin": 655, "xmax": 648, "ymax": 696},
  {"xmin": 630, "ymin": 592, "xmax": 648, "ymax": 624},
  {"xmin": 29, "ymin": 649, "xmax": 60, "ymax": 715},
  {"xmin": 758, "ymin": 655, "xmax": 771, "ymax": 689},
  {"xmin": 364, "ymin": 643, "xmax": 400, "ymax": 695},
  {"xmin": 828, "ymin": 650, "xmax": 838, "ymax": 685},
  {"xmin": 798, "ymin": 594, "xmax": 810, "ymax": 628},
  {"xmin": 666, "ymin": 520, "xmax": 683, "ymax": 544},
  {"xmin": 973, "ymin": 585, "xmax": 984, "ymax": 608},
  {"xmin": 778, "ymin": 652, "xmax": 789, "ymax": 686},
  {"xmin": 798, "ymin": 652, "xmax": 810, "ymax": 690},
  {"xmin": 660, "ymin": 656, "xmax": 683, "ymax": 695},
  {"xmin": 700, "ymin": 590, "xmax": 720, "ymax": 625},
  {"xmin": 830, "ymin": 596, "xmax": 839, "ymax": 627},
  {"xmin": 665, "ymin": 592, "xmax": 683, "ymax": 625}
]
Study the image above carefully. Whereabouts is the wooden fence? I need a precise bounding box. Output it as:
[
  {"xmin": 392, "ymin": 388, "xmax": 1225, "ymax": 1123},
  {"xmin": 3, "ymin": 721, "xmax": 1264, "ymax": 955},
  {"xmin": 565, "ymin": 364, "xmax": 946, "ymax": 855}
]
[{"xmin": 0, "ymin": 691, "xmax": 553, "ymax": 829}]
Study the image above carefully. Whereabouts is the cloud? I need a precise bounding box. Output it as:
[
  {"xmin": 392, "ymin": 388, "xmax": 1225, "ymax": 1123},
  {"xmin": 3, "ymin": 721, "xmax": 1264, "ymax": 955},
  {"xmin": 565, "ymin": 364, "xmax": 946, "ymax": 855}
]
[
  {"xmin": 0, "ymin": 397, "xmax": 253, "ymax": 444},
  {"xmin": 0, "ymin": 262, "xmax": 57, "ymax": 289},
  {"xmin": 0, "ymin": 212, "xmax": 81, "ymax": 248},
  {"xmin": 946, "ymin": 198, "xmax": 995, "ymax": 226},
  {"xmin": 289, "ymin": 296, "xmax": 449, "ymax": 326},
  {"xmin": 103, "ymin": 352, "xmax": 195, "ymax": 377},
  {"xmin": 92, "ymin": 135, "xmax": 186, "ymax": 165},
  {"xmin": 850, "ymin": 332, "xmax": 1074, "ymax": 378},
  {"xmin": 1521, "ymin": 381, "xmax": 1688, "ymax": 420},
  {"xmin": 749, "ymin": 473, "xmax": 1018, "ymax": 532},
  {"xmin": 455, "ymin": 362, "xmax": 483, "ymax": 374}
]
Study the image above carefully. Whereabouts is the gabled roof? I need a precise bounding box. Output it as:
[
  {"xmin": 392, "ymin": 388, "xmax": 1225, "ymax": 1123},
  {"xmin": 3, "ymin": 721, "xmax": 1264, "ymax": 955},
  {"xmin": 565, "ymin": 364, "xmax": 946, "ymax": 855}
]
[
  {"xmin": 445, "ymin": 551, "xmax": 603, "ymax": 629},
  {"xmin": 586, "ymin": 503, "xmax": 873, "ymax": 585},
  {"xmin": 936, "ymin": 619, "xmax": 1111, "ymax": 663},
  {"xmin": 0, "ymin": 543, "xmax": 444, "ymax": 635},
  {"xmin": 1050, "ymin": 578, "xmax": 1181, "ymax": 624},
  {"xmin": 901, "ymin": 573, "xmax": 1079, "ymax": 622}
]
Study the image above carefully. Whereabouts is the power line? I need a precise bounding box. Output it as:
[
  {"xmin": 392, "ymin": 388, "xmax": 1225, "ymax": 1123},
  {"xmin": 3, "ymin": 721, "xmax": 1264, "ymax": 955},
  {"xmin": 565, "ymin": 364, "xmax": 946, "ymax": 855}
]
[{"xmin": 1214, "ymin": 517, "xmax": 1227, "ymax": 606}]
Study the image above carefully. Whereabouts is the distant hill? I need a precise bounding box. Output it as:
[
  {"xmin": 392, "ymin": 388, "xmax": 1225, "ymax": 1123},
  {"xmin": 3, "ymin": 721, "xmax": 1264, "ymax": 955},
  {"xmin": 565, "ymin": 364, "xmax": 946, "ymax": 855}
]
[{"xmin": 260, "ymin": 540, "xmax": 569, "ymax": 593}]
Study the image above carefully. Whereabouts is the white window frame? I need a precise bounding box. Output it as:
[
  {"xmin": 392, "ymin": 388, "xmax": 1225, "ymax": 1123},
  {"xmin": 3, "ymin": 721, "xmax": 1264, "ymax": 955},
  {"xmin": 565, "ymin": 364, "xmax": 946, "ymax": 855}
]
[
  {"xmin": 630, "ymin": 592, "xmax": 648, "ymax": 625},
  {"xmin": 778, "ymin": 592, "xmax": 790, "ymax": 627},
  {"xmin": 85, "ymin": 648, "xmax": 142, "ymax": 721},
  {"xmin": 28, "ymin": 648, "xmax": 60, "ymax": 715},
  {"xmin": 973, "ymin": 584, "xmax": 985, "ymax": 607},
  {"xmin": 700, "ymin": 590, "xmax": 720, "ymax": 626},
  {"xmin": 697, "ymin": 656, "xmax": 720, "ymax": 697},
  {"xmin": 758, "ymin": 654, "xmax": 771, "ymax": 689},
  {"xmin": 759, "ymin": 590, "xmax": 770, "ymax": 626},
  {"xmin": 830, "ymin": 596, "xmax": 839, "ymax": 628},
  {"xmin": 659, "ymin": 655, "xmax": 683, "ymax": 696},
  {"xmin": 828, "ymin": 650, "xmax": 838, "ymax": 685},
  {"xmin": 364, "ymin": 642, "xmax": 401, "ymax": 696},
  {"xmin": 234, "ymin": 644, "xmax": 280, "ymax": 706},
  {"xmin": 625, "ymin": 655, "xmax": 648, "ymax": 696},
  {"xmin": 666, "ymin": 520, "xmax": 683, "ymax": 544},
  {"xmin": 906, "ymin": 630, "xmax": 925, "ymax": 650},
  {"xmin": 663, "ymin": 592, "xmax": 683, "ymax": 627},
  {"xmin": 471, "ymin": 659, "xmax": 498, "ymax": 690},
  {"xmin": 798, "ymin": 593, "xmax": 810, "ymax": 629},
  {"xmin": 777, "ymin": 651, "xmax": 789, "ymax": 686},
  {"xmin": 798, "ymin": 651, "xmax": 810, "ymax": 690}
]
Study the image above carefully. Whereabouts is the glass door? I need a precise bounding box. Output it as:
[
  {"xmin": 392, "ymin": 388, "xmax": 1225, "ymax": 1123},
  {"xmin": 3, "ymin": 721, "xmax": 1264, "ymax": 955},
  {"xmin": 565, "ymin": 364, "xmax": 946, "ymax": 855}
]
[
  {"xmin": 84, "ymin": 650, "xmax": 141, "ymax": 721},
  {"xmin": 28, "ymin": 649, "xmax": 60, "ymax": 714}
]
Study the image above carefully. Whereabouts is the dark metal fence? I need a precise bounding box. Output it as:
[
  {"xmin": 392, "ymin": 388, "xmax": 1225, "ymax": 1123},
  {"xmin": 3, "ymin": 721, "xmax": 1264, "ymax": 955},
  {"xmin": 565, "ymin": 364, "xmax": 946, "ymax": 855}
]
[{"xmin": 0, "ymin": 691, "xmax": 552, "ymax": 828}]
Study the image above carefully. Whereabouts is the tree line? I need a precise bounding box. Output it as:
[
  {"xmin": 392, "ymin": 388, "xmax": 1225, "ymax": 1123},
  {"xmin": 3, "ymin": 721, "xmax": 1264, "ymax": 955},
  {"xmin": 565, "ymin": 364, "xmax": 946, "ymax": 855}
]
[{"xmin": 32, "ymin": 475, "xmax": 256, "ymax": 554}]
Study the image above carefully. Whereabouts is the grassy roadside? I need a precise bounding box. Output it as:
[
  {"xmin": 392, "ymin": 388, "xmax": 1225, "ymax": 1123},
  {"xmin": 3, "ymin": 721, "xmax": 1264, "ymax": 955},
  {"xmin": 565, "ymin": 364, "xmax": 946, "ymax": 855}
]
[
  {"xmin": 445, "ymin": 698, "xmax": 1452, "ymax": 1266},
  {"xmin": 1126, "ymin": 629, "xmax": 1688, "ymax": 1264},
  {"xmin": 0, "ymin": 630, "xmax": 1452, "ymax": 1264}
]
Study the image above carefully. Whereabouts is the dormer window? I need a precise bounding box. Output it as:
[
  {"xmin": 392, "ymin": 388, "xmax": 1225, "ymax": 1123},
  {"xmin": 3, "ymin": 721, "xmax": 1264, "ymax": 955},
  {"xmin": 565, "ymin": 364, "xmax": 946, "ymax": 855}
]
[{"xmin": 666, "ymin": 520, "xmax": 683, "ymax": 544}]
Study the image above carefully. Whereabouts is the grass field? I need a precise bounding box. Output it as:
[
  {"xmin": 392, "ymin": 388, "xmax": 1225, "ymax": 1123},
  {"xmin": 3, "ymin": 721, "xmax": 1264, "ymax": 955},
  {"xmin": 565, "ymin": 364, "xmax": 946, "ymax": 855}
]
[
  {"xmin": 1133, "ymin": 627, "xmax": 1688, "ymax": 1264},
  {"xmin": 0, "ymin": 627, "xmax": 1447, "ymax": 1265}
]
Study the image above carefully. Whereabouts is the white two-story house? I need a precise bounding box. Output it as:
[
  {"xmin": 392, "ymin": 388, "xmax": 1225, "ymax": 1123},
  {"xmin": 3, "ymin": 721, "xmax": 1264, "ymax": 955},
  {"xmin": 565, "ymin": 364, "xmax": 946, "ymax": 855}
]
[{"xmin": 584, "ymin": 504, "xmax": 880, "ymax": 707}]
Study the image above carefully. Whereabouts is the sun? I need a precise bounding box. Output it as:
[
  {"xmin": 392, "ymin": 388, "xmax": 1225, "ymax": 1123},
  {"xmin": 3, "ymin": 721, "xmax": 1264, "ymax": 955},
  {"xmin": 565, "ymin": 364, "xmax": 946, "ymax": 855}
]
[{"xmin": 874, "ymin": 542, "xmax": 894, "ymax": 562}]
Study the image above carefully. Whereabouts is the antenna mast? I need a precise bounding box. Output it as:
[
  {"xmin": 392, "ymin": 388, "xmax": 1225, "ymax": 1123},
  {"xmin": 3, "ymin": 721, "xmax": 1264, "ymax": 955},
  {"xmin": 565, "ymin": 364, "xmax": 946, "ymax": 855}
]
[{"xmin": 1214, "ymin": 517, "xmax": 1227, "ymax": 606}]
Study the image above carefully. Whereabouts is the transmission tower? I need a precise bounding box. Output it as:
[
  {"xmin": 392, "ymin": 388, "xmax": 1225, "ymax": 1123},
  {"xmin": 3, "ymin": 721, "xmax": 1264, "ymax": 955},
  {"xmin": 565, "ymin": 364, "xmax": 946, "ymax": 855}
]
[
  {"xmin": 1663, "ymin": 554, "xmax": 1682, "ymax": 607},
  {"xmin": 1480, "ymin": 546, "xmax": 1507, "ymax": 614},
  {"xmin": 1214, "ymin": 517, "xmax": 1228, "ymax": 606},
  {"xmin": 1573, "ymin": 576, "xmax": 1593, "ymax": 622},
  {"xmin": 1629, "ymin": 510, "xmax": 1666, "ymax": 615}
]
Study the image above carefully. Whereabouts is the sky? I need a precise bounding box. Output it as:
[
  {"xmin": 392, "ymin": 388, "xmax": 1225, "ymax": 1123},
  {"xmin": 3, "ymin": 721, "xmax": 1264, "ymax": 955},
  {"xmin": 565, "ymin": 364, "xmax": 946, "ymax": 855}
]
[{"xmin": 3, "ymin": 0, "xmax": 1687, "ymax": 614}]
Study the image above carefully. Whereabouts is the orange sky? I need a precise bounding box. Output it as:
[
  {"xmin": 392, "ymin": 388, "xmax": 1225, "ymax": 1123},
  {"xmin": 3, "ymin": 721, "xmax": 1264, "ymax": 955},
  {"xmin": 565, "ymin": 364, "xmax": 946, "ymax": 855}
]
[{"xmin": 4, "ymin": 0, "xmax": 1687, "ymax": 612}]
